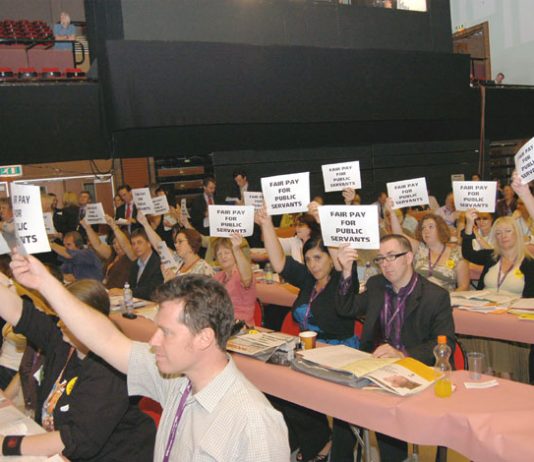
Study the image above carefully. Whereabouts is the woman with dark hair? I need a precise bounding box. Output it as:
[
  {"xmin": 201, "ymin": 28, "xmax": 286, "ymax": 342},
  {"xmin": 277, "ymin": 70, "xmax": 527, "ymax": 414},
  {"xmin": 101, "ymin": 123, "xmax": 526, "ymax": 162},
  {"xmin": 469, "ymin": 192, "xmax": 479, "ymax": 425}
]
[
  {"xmin": 278, "ymin": 213, "xmax": 321, "ymax": 264},
  {"xmin": 257, "ymin": 207, "xmax": 358, "ymax": 462},
  {"xmin": 0, "ymin": 276, "xmax": 155, "ymax": 460},
  {"xmin": 388, "ymin": 200, "xmax": 470, "ymax": 292}
]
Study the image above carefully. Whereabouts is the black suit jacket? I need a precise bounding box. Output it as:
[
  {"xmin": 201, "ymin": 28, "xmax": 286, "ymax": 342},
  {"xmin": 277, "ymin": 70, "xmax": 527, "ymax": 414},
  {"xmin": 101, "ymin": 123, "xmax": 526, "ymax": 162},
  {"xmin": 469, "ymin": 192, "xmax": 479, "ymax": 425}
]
[
  {"xmin": 128, "ymin": 251, "xmax": 163, "ymax": 301},
  {"xmin": 336, "ymin": 273, "xmax": 455, "ymax": 366},
  {"xmin": 115, "ymin": 202, "xmax": 140, "ymax": 231},
  {"xmin": 190, "ymin": 194, "xmax": 211, "ymax": 234}
]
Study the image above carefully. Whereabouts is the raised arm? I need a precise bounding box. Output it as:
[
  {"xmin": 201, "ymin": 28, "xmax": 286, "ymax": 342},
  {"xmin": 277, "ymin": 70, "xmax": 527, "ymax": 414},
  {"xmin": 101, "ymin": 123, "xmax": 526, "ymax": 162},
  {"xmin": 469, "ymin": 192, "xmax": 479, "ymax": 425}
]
[
  {"xmin": 80, "ymin": 218, "xmax": 112, "ymax": 260},
  {"xmin": 105, "ymin": 215, "xmax": 135, "ymax": 261},
  {"xmin": 230, "ymin": 234, "xmax": 253, "ymax": 288},
  {"xmin": 50, "ymin": 241, "xmax": 71, "ymax": 260},
  {"xmin": 0, "ymin": 273, "xmax": 24, "ymax": 327},
  {"xmin": 255, "ymin": 207, "xmax": 286, "ymax": 273},
  {"xmin": 512, "ymin": 170, "xmax": 534, "ymax": 219},
  {"xmin": 385, "ymin": 198, "xmax": 418, "ymax": 252},
  {"xmin": 10, "ymin": 253, "xmax": 132, "ymax": 374},
  {"xmin": 137, "ymin": 211, "xmax": 164, "ymax": 250},
  {"xmin": 454, "ymin": 258, "xmax": 470, "ymax": 291}
]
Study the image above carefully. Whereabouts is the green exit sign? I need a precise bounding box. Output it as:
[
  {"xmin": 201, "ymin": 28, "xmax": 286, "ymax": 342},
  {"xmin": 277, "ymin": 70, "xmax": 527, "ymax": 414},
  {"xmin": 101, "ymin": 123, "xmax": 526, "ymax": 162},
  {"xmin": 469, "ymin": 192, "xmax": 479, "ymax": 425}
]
[{"xmin": 0, "ymin": 165, "xmax": 22, "ymax": 177}]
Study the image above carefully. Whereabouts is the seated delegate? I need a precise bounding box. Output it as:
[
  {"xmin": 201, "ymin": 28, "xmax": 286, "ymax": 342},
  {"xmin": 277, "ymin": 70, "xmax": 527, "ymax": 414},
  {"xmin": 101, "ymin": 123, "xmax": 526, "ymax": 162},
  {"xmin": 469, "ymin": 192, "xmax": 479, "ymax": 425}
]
[{"xmin": 0, "ymin": 276, "xmax": 155, "ymax": 460}]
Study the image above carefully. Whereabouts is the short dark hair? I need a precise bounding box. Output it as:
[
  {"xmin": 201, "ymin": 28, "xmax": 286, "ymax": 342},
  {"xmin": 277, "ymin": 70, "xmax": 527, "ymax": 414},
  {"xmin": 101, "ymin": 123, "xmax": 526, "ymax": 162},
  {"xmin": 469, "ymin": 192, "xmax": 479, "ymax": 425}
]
[
  {"xmin": 203, "ymin": 176, "xmax": 216, "ymax": 187},
  {"xmin": 303, "ymin": 235, "xmax": 329, "ymax": 258},
  {"xmin": 130, "ymin": 228, "xmax": 149, "ymax": 242},
  {"xmin": 176, "ymin": 228, "xmax": 202, "ymax": 254},
  {"xmin": 79, "ymin": 190, "xmax": 92, "ymax": 199},
  {"xmin": 117, "ymin": 184, "xmax": 132, "ymax": 193},
  {"xmin": 154, "ymin": 274, "xmax": 234, "ymax": 350},
  {"xmin": 296, "ymin": 213, "xmax": 321, "ymax": 238},
  {"xmin": 64, "ymin": 231, "xmax": 84, "ymax": 249},
  {"xmin": 380, "ymin": 234, "xmax": 412, "ymax": 253},
  {"xmin": 67, "ymin": 279, "xmax": 110, "ymax": 316},
  {"xmin": 232, "ymin": 170, "xmax": 247, "ymax": 179}
]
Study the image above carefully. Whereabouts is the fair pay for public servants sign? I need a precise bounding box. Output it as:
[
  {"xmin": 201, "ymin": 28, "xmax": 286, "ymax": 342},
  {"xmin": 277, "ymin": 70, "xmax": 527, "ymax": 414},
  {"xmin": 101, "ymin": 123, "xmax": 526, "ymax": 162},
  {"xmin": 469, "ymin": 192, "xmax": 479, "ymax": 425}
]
[{"xmin": 318, "ymin": 205, "xmax": 380, "ymax": 249}]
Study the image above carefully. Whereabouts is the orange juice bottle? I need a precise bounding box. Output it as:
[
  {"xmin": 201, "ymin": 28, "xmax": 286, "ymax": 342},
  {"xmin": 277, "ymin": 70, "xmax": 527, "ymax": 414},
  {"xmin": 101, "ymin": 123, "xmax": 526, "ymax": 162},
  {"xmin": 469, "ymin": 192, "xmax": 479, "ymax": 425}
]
[{"xmin": 433, "ymin": 335, "xmax": 452, "ymax": 398}]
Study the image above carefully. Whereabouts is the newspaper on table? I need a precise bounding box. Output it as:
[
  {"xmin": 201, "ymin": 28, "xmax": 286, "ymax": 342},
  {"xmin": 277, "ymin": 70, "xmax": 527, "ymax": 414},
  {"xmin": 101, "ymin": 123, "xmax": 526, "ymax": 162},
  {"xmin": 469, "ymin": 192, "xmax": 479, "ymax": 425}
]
[
  {"xmin": 85, "ymin": 203, "xmax": 107, "ymax": 225},
  {"xmin": 227, "ymin": 332, "xmax": 298, "ymax": 362},
  {"xmin": 293, "ymin": 345, "xmax": 440, "ymax": 396},
  {"xmin": 514, "ymin": 136, "xmax": 534, "ymax": 185},
  {"xmin": 321, "ymin": 161, "xmax": 361, "ymax": 192},
  {"xmin": 451, "ymin": 290, "xmax": 518, "ymax": 313},
  {"xmin": 452, "ymin": 181, "xmax": 497, "ymax": 213},
  {"xmin": 318, "ymin": 205, "xmax": 380, "ymax": 249},
  {"xmin": 261, "ymin": 172, "xmax": 310, "ymax": 215},
  {"xmin": 387, "ymin": 177, "xmax": 429, "ymax": 209}
]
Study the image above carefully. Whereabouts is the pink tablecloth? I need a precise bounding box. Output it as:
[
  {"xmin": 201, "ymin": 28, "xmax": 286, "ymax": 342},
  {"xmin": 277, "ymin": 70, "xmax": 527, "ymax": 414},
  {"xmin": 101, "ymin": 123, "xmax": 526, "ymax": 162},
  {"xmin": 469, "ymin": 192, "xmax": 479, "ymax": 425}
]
[{"xmin": 233, "ymin": 354, "xmax": 534, "ymax": 462}]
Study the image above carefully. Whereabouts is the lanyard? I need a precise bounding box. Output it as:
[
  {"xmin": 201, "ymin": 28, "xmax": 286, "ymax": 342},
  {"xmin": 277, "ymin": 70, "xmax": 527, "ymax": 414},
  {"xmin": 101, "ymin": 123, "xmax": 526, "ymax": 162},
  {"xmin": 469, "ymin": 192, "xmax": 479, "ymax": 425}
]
[
  {"xmin": 303, "ymin": 278, "xmax": 329, "ymax": 329},
  {"xmin": 162, "ymin": 381, "xmax": 192, "ymax": 462},
  {"xmin": 497, "ymin": 257, "xmax": 516, "ymax": 292},
  {"xmin": 427, "ymin": 245, "xmax": 446, "ymax": 277}
]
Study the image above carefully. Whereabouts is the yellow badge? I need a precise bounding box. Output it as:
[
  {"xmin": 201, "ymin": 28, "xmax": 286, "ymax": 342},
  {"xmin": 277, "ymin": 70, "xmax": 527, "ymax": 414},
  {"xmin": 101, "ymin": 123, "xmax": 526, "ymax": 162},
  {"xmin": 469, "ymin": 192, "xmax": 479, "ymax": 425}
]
[
  {"xmin": 248, "ymin": 329, "xmax": 260, "ymax": 335},
  {"xmin": 66, "ymin": 377, "xmax": 78, "ymax": 396},
  {"xmin": 446, "ymin": 259, "xmax": 455, "ymax": 269},
  {"xmin": 514, "ymin": 268, "xmax": 524, "ymax": 278}
]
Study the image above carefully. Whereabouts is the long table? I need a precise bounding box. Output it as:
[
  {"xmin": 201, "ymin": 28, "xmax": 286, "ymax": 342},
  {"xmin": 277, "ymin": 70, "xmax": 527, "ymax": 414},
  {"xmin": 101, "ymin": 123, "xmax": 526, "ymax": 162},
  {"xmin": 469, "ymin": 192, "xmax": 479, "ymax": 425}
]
[
  {"xmin": 257, "ymin": 281, "xmax": 534, "ymax": 344},
  {"xmin": 233, "ymin": 354, "xmax": 534, "ymax": 462},
  {"xmin": 111, "ymin": 301, "xmax": 534, "ymax": 462}
]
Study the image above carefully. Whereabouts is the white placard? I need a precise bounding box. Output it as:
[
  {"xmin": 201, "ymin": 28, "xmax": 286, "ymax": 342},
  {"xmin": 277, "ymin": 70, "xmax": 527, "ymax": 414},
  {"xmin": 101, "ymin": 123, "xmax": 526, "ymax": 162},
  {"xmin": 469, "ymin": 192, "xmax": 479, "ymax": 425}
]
[
  {"xmin": 321, "ymin": 161, "xmax": 361, "ymax": 192},
  {"xmin": 514, "ymin": 137, "xmax": 534, "ymax": 184},
  {"xmin": 387, "ymin": 177, "xmax": 429, "ymax": 209},
  {"xmin": 243, "ymin": 191, "xmax": 264, "ymax": 210},
  {"xmin": 451, "ymin": 173, "xmax": 465, "ymax": 183},
  {"xmin": 208, "ymin": 205, "xmax": 254, "ymax": 237},
  {"xmin": 318, "ymin": 205, "xmax": 380, "ymax": 249},
  {"xmin": 42, "ymin": 212, "xmax": 57, "ymax": 235},
  {"xmin": 156, "ymin": 241, "xmax": 180, "ymax": 272},
  {"xmin": 10, "ymin": 183, "xmax": 50, "ymax": 254},
  {"xmin": 84, "ymin": 203, "xmax": 107, "ymax": 225},
  {"xmin": 180, "ymin": 198, "xmax": 190, "ymax": 218},
  {"xmin": 452, "ymin": 181, "xmax": 497, "ymax": 212},
  {"xmin": 152, "ymin": 195, "xmax": 170, "ymax": 215},
  {"xmin": 132, "ymin": 188, "xmax": 155, "ymax": 215},
  {"xmin": 261, "ymin": 172, "xmax": 310, "ymax": 215}
]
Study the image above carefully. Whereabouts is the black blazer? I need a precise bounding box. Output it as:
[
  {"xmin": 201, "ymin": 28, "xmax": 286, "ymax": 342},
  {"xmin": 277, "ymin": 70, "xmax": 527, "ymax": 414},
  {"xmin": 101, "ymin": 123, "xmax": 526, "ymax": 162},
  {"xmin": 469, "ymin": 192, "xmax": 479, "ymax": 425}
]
[
  {"xmin": 190, "ymin": 194, "xmax": 211, "ymax": 234},
  {"xmin": 115, "ymin": 202, "xmax": 140, "ymax": 232},
  {"xmin": 336, "ymin": 273, "xmax": 455, "ymax": 366},
  {"xmin": 128, "ymin": 251, "xmax": 163, "ymax": 300}
]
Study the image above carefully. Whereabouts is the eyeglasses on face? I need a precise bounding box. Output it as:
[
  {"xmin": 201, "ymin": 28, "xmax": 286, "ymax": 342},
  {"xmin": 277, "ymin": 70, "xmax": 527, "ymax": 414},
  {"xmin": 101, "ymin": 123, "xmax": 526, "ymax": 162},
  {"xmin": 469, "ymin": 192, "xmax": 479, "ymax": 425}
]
[{"xmin": 373, "ymin": 252, "xmax": 408, "ymax": 265}]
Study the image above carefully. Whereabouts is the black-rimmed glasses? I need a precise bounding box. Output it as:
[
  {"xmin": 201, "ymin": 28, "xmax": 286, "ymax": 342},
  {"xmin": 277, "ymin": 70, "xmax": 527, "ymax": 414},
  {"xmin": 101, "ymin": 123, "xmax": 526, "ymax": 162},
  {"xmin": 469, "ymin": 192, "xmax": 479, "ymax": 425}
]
[{"xmin": 373, "ymin": 252, "xmax": 408, "ymax": 265}]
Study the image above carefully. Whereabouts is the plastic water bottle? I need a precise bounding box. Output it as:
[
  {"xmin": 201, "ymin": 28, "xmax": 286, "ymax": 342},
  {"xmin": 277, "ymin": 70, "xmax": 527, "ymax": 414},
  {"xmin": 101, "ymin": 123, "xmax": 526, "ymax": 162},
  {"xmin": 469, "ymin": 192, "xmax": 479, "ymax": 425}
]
[
  {"xmin": 264, "ymin": 263, "xmax": 274, "ymax": 284},
  {"xmin": 433, "ymin": 335, "xmax": 452, "ymax": 398},
  {"xmin": 122, "ymin": 282, "xmax": 136, "ymax": 319}
]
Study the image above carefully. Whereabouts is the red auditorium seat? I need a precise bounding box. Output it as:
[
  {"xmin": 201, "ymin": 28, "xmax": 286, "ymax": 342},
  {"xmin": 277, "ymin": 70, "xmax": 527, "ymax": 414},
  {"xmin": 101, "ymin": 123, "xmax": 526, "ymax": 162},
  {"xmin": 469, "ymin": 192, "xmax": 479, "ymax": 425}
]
[
  {"xmin": 280, "ymin": 311, "xmax": 300, "ymax": 336},
  {"xmin": 65, "ymin": 67, "xmax": 86, "ymax": 79},
  {"xmin": 0, "ymin": 67, "xmax": 14, "ymax": 80},
  {"xmin": 17, "ymin": 67, "xmax": 38, "ymax": 79},
  {"xmin": 41, "ymin": 67, "xmax": 61, "ymax": 79}
]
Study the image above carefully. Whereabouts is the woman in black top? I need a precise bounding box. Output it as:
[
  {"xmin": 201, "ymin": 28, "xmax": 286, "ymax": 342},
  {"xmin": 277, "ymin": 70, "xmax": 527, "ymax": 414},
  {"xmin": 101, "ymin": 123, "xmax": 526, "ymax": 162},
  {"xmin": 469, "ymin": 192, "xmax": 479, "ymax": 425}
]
[
  {"xmin": 257, "ymin": 207, "xmax": 358, "ymax": 462},
  {"xmin": 0, "ymin": 277, "xmax": 155, "ymax": 461}
]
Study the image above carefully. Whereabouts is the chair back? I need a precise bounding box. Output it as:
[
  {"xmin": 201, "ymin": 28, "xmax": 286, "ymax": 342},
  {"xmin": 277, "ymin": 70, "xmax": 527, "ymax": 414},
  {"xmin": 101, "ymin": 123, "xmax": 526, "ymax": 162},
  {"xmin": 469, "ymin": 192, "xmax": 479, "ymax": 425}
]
[
  {"xmin": 254, "ymin": 299, "xmax": 263, "ymax": 327},
  {"xmin": 453, "ymin": 340, "xmax": 466, "ymax": 370},
  {"xmin": 280, "ymin": 311, "xmax": 300, "ymax": 336}
]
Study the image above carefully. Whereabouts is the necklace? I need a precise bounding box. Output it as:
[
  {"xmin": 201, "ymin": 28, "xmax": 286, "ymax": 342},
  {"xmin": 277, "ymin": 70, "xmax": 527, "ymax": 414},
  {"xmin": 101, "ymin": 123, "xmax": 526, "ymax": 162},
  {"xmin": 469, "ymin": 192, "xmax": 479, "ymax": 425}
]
[
  {"xmin": 179, "ymin": 256, "xmax": 200, "ymax": 274},
  {"xmin": 497, "ymin": 256, "xmax": 517, "ymax": 292},
  {"xmin": 428, "ymin": 245, "xmax": 446, "ymax": 277}
]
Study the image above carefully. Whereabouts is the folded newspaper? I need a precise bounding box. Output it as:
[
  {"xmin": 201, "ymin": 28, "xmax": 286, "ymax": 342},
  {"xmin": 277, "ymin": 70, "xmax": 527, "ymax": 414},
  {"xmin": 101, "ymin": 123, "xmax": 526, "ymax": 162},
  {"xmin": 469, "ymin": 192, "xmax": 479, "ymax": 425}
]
[
  {"xmin": 227, "ymin": 332, "xmax": 298, "ymax": 362},
  {"xmin": 292, "ymin": 345, "xmax": 440, "ymax": 396},
  {"xmin": 450, "ymin": 290, "xmax": 518, "ymax": 311}
]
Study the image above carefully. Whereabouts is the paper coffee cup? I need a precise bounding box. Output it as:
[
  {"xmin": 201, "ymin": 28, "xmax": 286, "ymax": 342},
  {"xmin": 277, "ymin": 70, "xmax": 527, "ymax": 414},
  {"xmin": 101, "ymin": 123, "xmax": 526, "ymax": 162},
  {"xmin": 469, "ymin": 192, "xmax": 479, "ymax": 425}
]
[{"xmin": 299, "ymin": 331, "xmax": 317, "ymax": 350}]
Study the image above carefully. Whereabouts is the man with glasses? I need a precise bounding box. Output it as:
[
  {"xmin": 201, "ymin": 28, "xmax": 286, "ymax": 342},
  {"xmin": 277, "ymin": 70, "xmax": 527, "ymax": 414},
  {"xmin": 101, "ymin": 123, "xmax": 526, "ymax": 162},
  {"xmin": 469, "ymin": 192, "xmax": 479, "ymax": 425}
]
[{"xmin": 336, "ymin": 234, "xmax": 455, "ymax": 461}]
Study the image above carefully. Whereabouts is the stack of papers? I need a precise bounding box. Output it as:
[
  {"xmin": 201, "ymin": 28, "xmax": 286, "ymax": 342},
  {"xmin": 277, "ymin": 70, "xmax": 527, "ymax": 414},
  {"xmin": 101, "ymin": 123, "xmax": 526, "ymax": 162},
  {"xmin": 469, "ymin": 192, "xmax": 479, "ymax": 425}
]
[
  {"xmin": 227, "ymin": 332, "xmax": 298, "ymax": 361},
  {"xmin": 109, "ymin": 296, "xmax": 148, "ymax": 311},
  {"xmin": 451, "ymin": 290, "xmax": 518, "ymax": 313}
]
